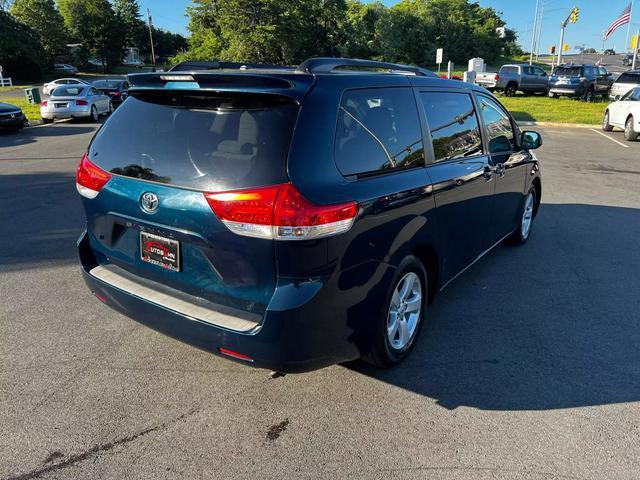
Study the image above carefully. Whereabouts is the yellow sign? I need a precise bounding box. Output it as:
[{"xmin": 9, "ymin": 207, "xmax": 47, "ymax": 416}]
[
  {"xmin": 632, "ymin": 35, "xmax": 638, "ymax": 50},
  {"xmin": 563, "ymin": 44, "xmax": 570, "ymax": 52}
]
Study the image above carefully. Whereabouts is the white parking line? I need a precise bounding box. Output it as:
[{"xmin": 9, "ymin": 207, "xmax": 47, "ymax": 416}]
[{"xmin": 590, "ymin": 129, "xmax": 630, "ymax": 149}]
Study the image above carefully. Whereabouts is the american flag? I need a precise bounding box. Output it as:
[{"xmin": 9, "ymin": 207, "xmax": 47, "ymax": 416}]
[{"xmin": 605, "ymin": 3, "xmax": 632, "ymax": 40}]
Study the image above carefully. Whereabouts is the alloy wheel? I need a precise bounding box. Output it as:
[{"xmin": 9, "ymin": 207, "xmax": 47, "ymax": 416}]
[
  {"xmin": 521, "ymin": 192, "xmax": 534, "ymax": 239},
  {"xmin": 387, "ymin": 272, "xmax": 422, "ymax": 351}
]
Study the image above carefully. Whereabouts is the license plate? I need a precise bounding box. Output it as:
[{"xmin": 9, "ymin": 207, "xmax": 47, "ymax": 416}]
[
  {"xmin": 54, "ymin": 103, "xmax": 67, "ymax": 108},
  {"xmin": 140, "ymin": 231, "xmax": 180, "ymax": 271}
]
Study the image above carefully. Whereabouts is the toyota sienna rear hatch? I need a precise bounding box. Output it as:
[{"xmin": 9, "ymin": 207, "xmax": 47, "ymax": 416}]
[{"xmin": 78, "ymin": 73, "xmax": 311, "ymax": 322}]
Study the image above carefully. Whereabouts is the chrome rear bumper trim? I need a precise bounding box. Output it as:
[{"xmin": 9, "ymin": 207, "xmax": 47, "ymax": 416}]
[{"xmin": 89, "ymin": 265, "xmax": 260, "ymax": 332}]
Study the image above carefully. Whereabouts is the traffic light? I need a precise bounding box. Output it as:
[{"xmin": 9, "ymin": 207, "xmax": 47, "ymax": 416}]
[
  {"xmin": 550, "ymin": 45, "xmax": 556, "ymax": 55},
  {"xmin": 570, "ymin": 7, "xmax": 580, "ymax": 23}
]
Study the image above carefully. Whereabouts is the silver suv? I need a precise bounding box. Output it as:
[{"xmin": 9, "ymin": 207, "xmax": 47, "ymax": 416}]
[{"xmin": 609, "ymin": 70, "xmax": 640, "ymax": 99}]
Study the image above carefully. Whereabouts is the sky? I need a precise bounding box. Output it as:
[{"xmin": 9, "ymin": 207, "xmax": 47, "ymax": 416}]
[{"xmin": 140, "ymin": 0, "xmax": 640, "ymax": 54}]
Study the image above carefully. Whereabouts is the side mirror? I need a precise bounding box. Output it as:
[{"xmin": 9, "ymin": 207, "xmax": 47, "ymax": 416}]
[{"xmin": 521, "ymin": 131, "xmax": 542, "ymax": 150}]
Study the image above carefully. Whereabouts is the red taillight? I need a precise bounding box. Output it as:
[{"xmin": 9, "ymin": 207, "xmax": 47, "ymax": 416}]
[
  {"xmin": 495, "ymin": 74, "xmax": 500, "ymax": 81},
  {"xmin": 204, "ymin": 183, "xmax": 358, "ymax": 240},
  {"xmin": 76, "ymin": 153, "xmax": 112, "ymax": 199},
  {"xmin": 76, "ymin": 99, "xmax": 88, "ymax": 106},
  {"xmin": 218, "ymin": 347, "xmax": 254, "ymax": 362},
  {"xmin": 41, "ymin": 100, "xmax": 47, "ymax": 107},
  {"xmin": 113, "ymin": 91, "xmax": 122, "ymax": 97}
]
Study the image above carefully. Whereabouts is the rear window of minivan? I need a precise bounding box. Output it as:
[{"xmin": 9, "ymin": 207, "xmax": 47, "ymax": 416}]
[{"xmin": 88, "ymin": 92, "xmax": 298, "ymax": 191}]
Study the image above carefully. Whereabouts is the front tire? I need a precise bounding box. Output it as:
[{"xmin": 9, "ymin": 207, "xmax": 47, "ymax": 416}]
[
  {"xmin": 509, "ymin": 187, "xmax": 536, "ymax": 245},
  {"xmin": 624, "ymin": 116, "xmax": 638, "ymax": 141},
  {"xmin": 362, "ymin": 256, "xmax": 428, "ymax": 369},
  {"xmin": 602, "ymin": 110, "xmax": 614, "ymax": 132}
]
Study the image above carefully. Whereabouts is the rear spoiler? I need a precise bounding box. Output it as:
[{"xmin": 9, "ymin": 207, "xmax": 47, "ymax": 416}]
[{"xmin": 126, "ymin": 71, "xmax": 313, "ymax": 103}]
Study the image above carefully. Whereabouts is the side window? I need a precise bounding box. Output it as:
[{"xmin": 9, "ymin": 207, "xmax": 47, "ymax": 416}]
[
  {"xmin": 334, "ymin": 88, "xmax": 424, "ymax": 176},
  {"xmin": 420, "ymin": 92, "xmax": 483, "ymax": 162},
  {"xmin": 522, "ymin": 66, "xmax": 533, "ymax": 75},
  {"xmin": 477, "ymin": 96, "xmax": 515, "ymax": 154},
  {"xmin": 535, "ymin": 68, "xmax": 546, "ymax": 76},
  {"xmin": 89, "ymin": 88, "xmax": 98, "ymax": 96}
]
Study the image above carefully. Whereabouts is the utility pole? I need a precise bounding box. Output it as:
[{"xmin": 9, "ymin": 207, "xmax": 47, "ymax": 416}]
[
  {"xmin": 147, "ymin": 8, "xmax": 156, "ymax": 71},
  {"xmin": 530, "ymin": 0, "xmax": 540, "ymax": 65}
]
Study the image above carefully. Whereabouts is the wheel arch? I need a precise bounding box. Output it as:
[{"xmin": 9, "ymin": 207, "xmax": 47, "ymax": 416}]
[
  {"xmin": 411, "ymin": 244, "xmax": 440, "ymax": 304},
  {"xmin": 531, "ymin": 177, "xmax": 542, "ymax": 217}
]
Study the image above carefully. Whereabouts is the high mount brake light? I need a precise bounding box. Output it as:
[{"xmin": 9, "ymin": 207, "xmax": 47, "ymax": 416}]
[
  {"xmin": 76, "ymin": 153, "xmax": 112, "ymax": 199},
  {"xmin": 204, "ymin": 183, "xmax": 358, "ymax": 241}
]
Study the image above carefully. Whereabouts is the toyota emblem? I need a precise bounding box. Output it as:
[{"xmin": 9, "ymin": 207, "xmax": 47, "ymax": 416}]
[{"xmin": 140, "ymin": 192, "xmax": 159, "ymax": 213}]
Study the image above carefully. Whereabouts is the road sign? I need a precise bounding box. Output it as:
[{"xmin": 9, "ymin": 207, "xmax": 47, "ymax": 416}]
[
  {"xmin": 632, "ymin": 35, "xmax": 638, "ymax": 51},
  {"xmin": 436, "ymin": 48, "xmax": 443, "ymax": 65},
  {"xmin": 563, "ymin": 44, "xmax": 570, "ymax": 52}
]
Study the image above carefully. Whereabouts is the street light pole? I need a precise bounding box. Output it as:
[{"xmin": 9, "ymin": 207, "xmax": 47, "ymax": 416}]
[
  {"xmin": 633, "ymin": 27, "xmax": 639, "ymax": 70},
  {"xmin": 530, "ymin": 0, "xmax": 540, "ymax": 65}
]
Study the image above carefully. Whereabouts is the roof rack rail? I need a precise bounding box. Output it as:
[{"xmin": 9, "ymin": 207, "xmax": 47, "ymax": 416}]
[{"xmin": 296, "ymin": 57, "xmax": 436, "ymax": 77}]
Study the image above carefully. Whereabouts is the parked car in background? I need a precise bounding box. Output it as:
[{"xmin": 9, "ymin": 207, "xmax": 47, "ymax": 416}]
[
  {"xmin": 602, "ymin": 86, "xmax": 640, "ymax": 141},
  {"xmin": 53, "ymin": 63, "xmax": 78, "ymax": 75},
  {"xmin": 123, "ymin": 59, "xmax": 144, "ymax": 67},
  {"xmin": 0, "ymin": 102, "xmax": 28, "ymax": 132},
  {"xmin": 609, "ymin": 70, "xmax": 640, "ymax": 99},
  {"xmin": 474, "ymin": 64, "xmax": 549, "ymax": 96},
  {"xmin": 622, "ymin": 53, "xmax": 636, "ymax": 66},
  {"xmin": 43, "ymin": 78, "xmax": 90, "ymax": 96},
  {"xmin": 41, "ymin": 85, "xmax": 112, "ymax": 123},
  {"xmin": 604, "ymin": 49, "xmax": 616, "ymax": 55},
  {"xmin": 92, "ymin": 79, "xmax": 129, "ymax": 106},
  {"xmin": 548, "ymin": 64, "xmax": 613, "ymax": 101},
  {"xmin": 76, "ymin": 58, "xmax": 543, "ymax": 372}
]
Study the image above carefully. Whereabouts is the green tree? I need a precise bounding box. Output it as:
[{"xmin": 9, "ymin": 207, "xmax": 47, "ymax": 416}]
[
  {"xmin": 10, "ymin": 0, "xmax": 67, "ymax": 62},
  {"xmin": 113, "ymin": 0, "xmax": 142, "ymax": 46},
  {"xmin": 58, "ymin": 0, "xmax": 126, "ymax": 70},
  {"xmin": 0, "ymin": 9, "xmax": 45, "ymax": 79}
]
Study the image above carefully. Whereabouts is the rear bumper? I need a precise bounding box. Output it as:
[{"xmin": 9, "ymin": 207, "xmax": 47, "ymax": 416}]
[
  {"xmin": 41, "ymin": 106, "xmax": 91, "ymax": 119},
  {"xmin": 549, "ymin": 86, "xmax": 584, "ymax": 96},
  {"xmin": 78, "ymin": 230, "xmax": 394, "ymax": 372}
]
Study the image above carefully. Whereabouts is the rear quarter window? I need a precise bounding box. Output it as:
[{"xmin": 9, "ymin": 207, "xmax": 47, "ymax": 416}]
[
  {"xmin": 334, "ymin": 87, "xmax": 424, "ymax": 177},
  {"xmin": 88, "ymin": 92, "xmax": 299, "ymax": 191}
]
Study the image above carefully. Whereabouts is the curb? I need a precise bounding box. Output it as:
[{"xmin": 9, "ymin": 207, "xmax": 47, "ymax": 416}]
[{"xmin": 516, "ymin": 121, "xmax": 599, "ymax": 129}]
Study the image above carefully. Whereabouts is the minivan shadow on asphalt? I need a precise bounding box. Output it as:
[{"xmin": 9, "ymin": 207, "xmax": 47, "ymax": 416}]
[
  {"xmin": 346, "ymin": 203, "xmax": 640, "ymax": 411},
  {"xmin": 0, "ymin": 172, "xmax": 82, "ymax": 269}
]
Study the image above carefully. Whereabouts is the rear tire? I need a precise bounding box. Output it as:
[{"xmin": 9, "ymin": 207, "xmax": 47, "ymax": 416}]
[
  {"xmin": 624, "ymin": 116, "xmax": 638, "ymax": 141},
  {"xmin": 583, "ymin": 87, "xmax": 595, "ymax": 102},
  {"xmin": 504, "ymin": 83, "xmax": 517, "ymax": 97},
  {"xmin": 362, "ymin": 256, "xmax": 428, "ymax": 369},
  {"xmin": 90, "ymin": 105, "xmax": 98, "ymax": 122},
  {"xmin": 602, "ymin": 110, "xmax": 614, "ymax": 132}
]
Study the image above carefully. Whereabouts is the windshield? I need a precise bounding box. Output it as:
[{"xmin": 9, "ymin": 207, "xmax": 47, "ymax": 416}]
[
  {"xmin": 554, "ymin": 67, "xmax": 582, "ymax": 76},
  {"xmin": 52, "ymin": 86, "xmax": 84, "ymax": 96},
  {"xmin": 89, "ymin": 91, "xmax": 299, "ymax": 191},
  {"xmin": 93, "ymin": 80, "xmax": 122, "ymax": 89}
]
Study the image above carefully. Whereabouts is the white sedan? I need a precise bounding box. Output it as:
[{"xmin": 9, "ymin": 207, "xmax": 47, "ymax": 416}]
[
  {"xmin": 43, "ymin": 78, "xmax": 89, "ymax": 96},
  {"xmin": 603, "ymin": 87, "xmax": 640, "ymax": 141}
]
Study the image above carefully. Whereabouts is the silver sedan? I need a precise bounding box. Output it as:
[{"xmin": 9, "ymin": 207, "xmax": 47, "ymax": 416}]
[{"xmin": 40, "ymin": 85, "xmax": 113, "ymax": 123}]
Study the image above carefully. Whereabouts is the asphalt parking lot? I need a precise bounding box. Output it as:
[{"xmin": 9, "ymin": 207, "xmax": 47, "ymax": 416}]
[{"xmin": 1, "ymin": 122, "xmax": 639, "ymax": 480}]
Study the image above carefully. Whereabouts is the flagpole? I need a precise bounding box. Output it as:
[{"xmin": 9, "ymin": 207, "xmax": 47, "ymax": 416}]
[{"xmin": 626, "ymin": 0, "xmax": 635, "ymax": 52}]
